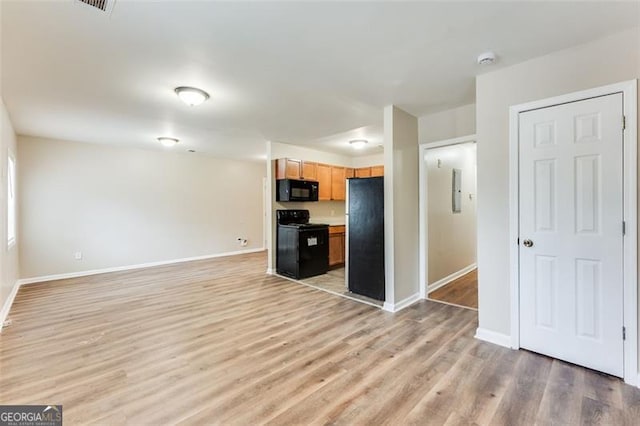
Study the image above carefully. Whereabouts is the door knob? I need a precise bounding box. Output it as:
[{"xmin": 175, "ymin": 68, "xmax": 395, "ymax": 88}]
[{"xmin": 523, "ymin": 239, "xmax": 534, "ymax": 248}]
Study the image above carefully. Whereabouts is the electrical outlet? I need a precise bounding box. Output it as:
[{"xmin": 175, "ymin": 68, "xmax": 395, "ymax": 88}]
[
  {"xmin": 237, "ymin": 238, "xmax": 248, "ymax": 247},
  {"xmin": 74, "ymin": 251, "xmax": 83, "ymax": 260}
]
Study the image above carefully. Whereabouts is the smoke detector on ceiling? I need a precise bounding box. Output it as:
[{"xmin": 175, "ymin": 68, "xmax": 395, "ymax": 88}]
[
  {"xmin": 75, "ymin": 0, "xmax": 116, "ymax": 15},
  {"xmin": 477, "ymin": 51, "xmax": 496, "ymax": 65}
]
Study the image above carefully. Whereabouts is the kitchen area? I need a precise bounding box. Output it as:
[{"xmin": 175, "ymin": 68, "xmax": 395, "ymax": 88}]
[{"xmin": 270, "ymin": 152, "xmax": 385, "ymax": 307}]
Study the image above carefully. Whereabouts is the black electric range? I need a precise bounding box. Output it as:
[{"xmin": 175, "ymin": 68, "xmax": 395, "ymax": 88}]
[{"xmin": 276, "ymin": 210, "xmax": 329, "ymax": 279}]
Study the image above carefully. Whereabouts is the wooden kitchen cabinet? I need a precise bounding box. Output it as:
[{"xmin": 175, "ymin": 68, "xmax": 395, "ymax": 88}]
[
  {"xmin": 300, "ymin": 161, "xmax": 317, "ymax": 180},
  {"xmin": 331, "ymin": 167, "xmax": 346, "ymax": 201},
  {"xmin": 275, "ymin": 158, "xmax": 298, "ymax": 179},
  {"xmin": 275, "ymin": 158, "xmax": 318, "ymax": 180},
  {"xmin": 370, "ymin": 165, "xmax": 384, "ymax": 177},
  {"xmin": 317, "ymin": 163, "xmax": 332, "ymax": 201},
  {"xmin": 328, "ymin": 225, "xmax": 346, "ymax": 267},
  {"xmin": 354, "ymin": 166, "xmax": 383, "ymax": 178},
  {"xmin": 276, "ymin": 158, "xmax": 382, "ymax": 201},
  {"xmin": 355, "ymin": 167, "xmax": 372, "ymax": 178}
]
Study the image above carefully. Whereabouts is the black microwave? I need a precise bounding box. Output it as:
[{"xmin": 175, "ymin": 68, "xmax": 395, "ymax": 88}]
[{"xmin": 277, "ymin": 179, "xmax": 319, "ymax": 202}]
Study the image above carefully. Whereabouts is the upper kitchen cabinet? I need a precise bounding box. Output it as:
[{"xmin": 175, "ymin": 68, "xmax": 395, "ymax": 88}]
[
  {"xmin": 317, "ymin": 163, "xmax": 332, "ymax": 201},
  {"xmin": 354, "ymin": 166, "xmax": 384, "ymax": 178},
  {"xmin": 301, "ymin": 161, "xmax": 317, "ymax": 180},
  {"xmin": 331, "ymin": 167, "xmax": 346, "ymax": 201},
  {"xmin": 355, "ymin": 167, "xmax": 372, "ymax": 178},
  {"xmin": 275, "ymin": 158, "xmax": 318, "ymax": 180},
  {"xmin": 370, "ymin": 165, "xmax": 384, "ymax": 177},
  {"xmin": 276, "ymin": 158, "xmax": 299, "ymax": 179},
  {"xmin": 275, "ymin": 158, "xmax": 381, "ymax": 201}
]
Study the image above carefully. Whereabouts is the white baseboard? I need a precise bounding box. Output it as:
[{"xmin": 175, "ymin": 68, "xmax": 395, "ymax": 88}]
[
  {"xmin": 383, "ymin": 292, "xmax": 421, "ymax": 313},
  {"xmin": 428, "ymin": 263, "xmax": 477, "ymax": 294},
  {"xmin": 18, "ymin": 248, "xmax": 266, "ymax": 286},
  {"xmin": 0, "ymin": 280, "xmax": 20, "ymax": 333},
  {"xmin": 474, "ymin": 327, "xmax": 512, "ymax": 349},
  {"xmin": 266, "ymin": 268, "xmax": 274, "ymax": 275}
]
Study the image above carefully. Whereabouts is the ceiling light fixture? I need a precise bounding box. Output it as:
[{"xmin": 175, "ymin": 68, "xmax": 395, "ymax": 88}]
[
  {"xmin": 157, "ymin": 137, "xmax": 179, "ymax": 147},
  {"xmin": 477, "ymin": 51, "xmax": 496, "ymax": 65},
  {"xmin": 349, "ymin": 139, "xmax": 368, "ymax": 149},
  {"xmin": 174, "ymin": 86, "xmax": 210, "ymax": 106}
]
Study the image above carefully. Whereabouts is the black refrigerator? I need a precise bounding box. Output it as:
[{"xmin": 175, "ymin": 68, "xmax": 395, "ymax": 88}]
[{"xmin": 347, "ymin": 177, "xmax": 385, "ymax": 301}]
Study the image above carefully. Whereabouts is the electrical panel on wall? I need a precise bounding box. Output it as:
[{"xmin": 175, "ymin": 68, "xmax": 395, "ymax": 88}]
[{"xmin": 452, "ymin": 168, "xmax": 462, "ymax": 213}]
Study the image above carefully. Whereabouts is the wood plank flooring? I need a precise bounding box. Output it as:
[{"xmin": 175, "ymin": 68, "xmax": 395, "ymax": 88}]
[
  {"xmin": 299, "ymin": 267, "xmax": 383, "ymax": 307},
  {"xmin": 1, "ymin": 252, "xmax": 638, "ymax": 425},
  {"xmin": 429, "ymin": 269, "xmax": 478, "ymax": 309}
]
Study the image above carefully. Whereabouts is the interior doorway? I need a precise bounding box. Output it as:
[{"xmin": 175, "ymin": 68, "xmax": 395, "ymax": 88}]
[{"xmin": 419, "ymin": 135, "xmax": 478, "ymax": 310}]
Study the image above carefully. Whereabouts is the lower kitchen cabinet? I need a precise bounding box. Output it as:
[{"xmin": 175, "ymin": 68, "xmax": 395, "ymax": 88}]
[{"xmin": 328, "ymin": 225, "xmax": 346, "ymax": 267}]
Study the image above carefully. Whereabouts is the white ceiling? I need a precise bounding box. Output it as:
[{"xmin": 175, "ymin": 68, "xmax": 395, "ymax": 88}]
[{"xmin": 2, "ymin": 1, "xmax": 638, "ymax": 160}]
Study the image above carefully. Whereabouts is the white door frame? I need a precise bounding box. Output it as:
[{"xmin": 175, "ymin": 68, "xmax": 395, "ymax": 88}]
[
  {"xmin": 419, "ymin": 134, "xmax": 477, "ymax": 300},
  {"xmin": 509, "ymin": 80, "xmax": 638, "ymax": 386}
]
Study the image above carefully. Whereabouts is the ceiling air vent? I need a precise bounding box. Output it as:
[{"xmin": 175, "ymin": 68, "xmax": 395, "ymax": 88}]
[{"xmin": 75, "ymin": 0, "xmax": 115, "ymax": 15}]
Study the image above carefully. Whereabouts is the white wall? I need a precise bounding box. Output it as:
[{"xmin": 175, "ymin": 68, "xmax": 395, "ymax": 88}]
[
  {"xmin": 476, "ymin": 28, "xmax": 640, "ymax": 343},
  {"xmin": 419, "ymin": 103, "xmax": 475, "ymax": 144},
  {"xmin": 0, "ymin": 0, "xmax": 20, "ymax": 324},
  {"xmin": 384, "ymin": 105, "xmax": 419, "ymax": 307},
  {"xmin": 426, "ymin": 143, "xmax": 477, "ymax": 284},
  {"xmin": 0, "ymin": 100, "xmax": 19, "ymax": 324},
  {"xmin": 352, "ymin": 152, "xmax": 384, "ymax": 168},
  {"xmin": 18, "ymin": 136, "xmax": 266, "ymax": 279}
]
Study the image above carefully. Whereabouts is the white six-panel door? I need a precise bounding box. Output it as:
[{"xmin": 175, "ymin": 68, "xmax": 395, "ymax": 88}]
[{"xmin": 519, "ymin": 93, "xmax": 624, "ymax": 377}]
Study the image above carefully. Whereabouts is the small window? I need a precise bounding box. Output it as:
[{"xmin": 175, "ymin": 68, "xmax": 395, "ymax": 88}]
[{"xmin": 7, "ymin": 154, "xmax": 16, "ymax": 247}]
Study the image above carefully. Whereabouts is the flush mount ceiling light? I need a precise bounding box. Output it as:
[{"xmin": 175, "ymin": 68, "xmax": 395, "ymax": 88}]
[
  {"xmin": 157, "ymin": 137, "xmax": 179, "ymax": 147},
  {"xmin": 349, "ymin": 139, "xmax": 368, "ymax": 149},
  {"xmin": 477, "ymin": 51, "xmax": 496, "ymax": 65},
  {"xmin": 174, "ymin": 86, "xmax": 210, "ymax": 106}
]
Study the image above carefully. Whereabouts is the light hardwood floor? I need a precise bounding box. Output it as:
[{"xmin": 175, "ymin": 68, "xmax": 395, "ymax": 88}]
[
  {"xmin": 429, "ymin": 269, "xmax": 478, "ymax": 309},
  {"xmin": 1, "ymin": 252, "xmax": 639, "ymax": 425},
  {"xmin": 299, "ymin": 267, "xmax": 383, "ymax": 307}
]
